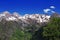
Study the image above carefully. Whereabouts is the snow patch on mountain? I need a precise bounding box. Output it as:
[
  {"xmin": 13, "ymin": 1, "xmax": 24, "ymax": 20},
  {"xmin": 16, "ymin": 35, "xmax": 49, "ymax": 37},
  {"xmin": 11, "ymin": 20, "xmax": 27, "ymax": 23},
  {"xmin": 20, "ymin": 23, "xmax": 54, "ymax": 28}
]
[{"xmin": 0, "ymin": 11, "xmax": 51, "ymax": 23}]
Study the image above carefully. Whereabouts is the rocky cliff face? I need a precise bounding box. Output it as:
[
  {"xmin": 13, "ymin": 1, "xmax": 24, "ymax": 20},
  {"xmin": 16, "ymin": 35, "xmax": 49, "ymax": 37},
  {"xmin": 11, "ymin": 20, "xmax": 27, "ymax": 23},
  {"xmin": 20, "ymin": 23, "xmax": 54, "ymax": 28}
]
[{"xmin": 0, "ymin": 11, "xmax": 50, "ymax": 24}]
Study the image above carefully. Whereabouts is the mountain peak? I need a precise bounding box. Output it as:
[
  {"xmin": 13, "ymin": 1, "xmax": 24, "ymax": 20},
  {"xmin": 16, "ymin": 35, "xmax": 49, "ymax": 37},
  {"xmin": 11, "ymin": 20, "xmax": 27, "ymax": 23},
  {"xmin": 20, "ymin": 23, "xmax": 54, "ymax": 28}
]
[
  {"xmin": 3, "ymin": 11, "xmax": 10, "ymax": 14},
  {"xmin": 13, "ymin": 12, "xmax": 20, "ymax": 17},
  {"xmin": 0, "ymin": 11, "xmax": 51, "ymax": 23}
]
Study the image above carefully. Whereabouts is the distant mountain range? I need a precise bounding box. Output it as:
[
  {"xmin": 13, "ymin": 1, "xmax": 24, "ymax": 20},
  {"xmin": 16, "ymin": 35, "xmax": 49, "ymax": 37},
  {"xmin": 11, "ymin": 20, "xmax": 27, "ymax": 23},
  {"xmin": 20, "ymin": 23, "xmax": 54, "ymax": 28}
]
[{"xmin": 0, "ymin": 11, "xmax": 50, "ymax": 24}]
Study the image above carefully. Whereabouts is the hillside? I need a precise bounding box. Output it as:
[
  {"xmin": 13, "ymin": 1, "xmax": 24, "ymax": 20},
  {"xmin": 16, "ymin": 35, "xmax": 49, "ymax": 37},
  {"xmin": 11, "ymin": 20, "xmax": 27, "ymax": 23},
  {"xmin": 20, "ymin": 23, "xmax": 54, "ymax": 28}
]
[{"xmin": 0, "ymin": 12, "xmax": 60, "ymax": 40}]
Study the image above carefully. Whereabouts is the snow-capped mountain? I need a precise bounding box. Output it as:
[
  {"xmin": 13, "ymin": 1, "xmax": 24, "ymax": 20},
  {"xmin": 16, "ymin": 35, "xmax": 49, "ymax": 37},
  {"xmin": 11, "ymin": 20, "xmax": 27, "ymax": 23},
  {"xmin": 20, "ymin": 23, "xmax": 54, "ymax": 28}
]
[{"xmin": 0, "ymin": 11, "xmax": 50, "ymax": 23}]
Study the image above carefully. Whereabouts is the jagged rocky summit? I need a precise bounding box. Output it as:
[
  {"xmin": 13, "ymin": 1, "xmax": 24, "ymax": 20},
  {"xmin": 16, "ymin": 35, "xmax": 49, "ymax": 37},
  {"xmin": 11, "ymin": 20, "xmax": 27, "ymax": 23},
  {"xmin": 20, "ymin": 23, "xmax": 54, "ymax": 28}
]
[{"xmin": 0, "ymin": 11, "xmax": 50, "ymax": 24}]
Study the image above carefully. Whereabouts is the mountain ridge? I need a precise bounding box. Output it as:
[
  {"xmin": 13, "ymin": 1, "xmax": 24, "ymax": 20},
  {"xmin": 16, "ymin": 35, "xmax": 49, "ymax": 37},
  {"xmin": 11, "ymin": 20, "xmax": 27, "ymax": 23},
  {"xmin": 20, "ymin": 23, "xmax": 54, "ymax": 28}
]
[{"xmin": 0, "ymin": 11, "xmax": 50, "ymax": 24}]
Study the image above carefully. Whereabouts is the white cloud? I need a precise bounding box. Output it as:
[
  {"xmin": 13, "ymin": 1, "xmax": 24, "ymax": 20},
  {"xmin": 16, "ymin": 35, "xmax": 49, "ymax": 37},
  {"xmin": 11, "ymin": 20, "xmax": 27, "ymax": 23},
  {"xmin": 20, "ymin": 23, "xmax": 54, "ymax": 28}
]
[
  {"xmin": 43, "ymin": 9, "xmax": 51, "ymax": 13},
  {"xmin": 51, "ymin": 11, "xmax": 55, "ymax": 13},
  {"xmin": 43, "ymin": 6, "xmax": 56, "ymax": 13},
  {"xmin": 50, "ymin": 6, "xmax": 55, "ymax": 9}
]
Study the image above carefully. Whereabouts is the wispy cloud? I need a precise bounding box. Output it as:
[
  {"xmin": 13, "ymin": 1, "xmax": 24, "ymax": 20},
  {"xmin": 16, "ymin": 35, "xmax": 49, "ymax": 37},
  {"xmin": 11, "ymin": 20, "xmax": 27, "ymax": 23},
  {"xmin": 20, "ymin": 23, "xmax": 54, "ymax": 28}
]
[
  {"xmin": 50, "ymin": 6, "xmax": 55, "ymax": 9},
  {"xmin": 43, "ymin": 6, "xmax": 55, "ymax": 13},
  {"xmin": 51, "ymin": 11, "xmax": 55, "ymax": 13},
  {"xmin": 43, "ymin": 9, "xmax": 51, "ymax": 13}
]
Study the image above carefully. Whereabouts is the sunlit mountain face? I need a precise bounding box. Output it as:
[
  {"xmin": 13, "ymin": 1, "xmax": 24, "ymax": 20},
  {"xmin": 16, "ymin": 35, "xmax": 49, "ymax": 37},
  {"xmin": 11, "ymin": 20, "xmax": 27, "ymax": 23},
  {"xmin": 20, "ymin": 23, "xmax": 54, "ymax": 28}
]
[{"xmin": 0, "ymin": 11, "xmax": 50, "ymax": 23}]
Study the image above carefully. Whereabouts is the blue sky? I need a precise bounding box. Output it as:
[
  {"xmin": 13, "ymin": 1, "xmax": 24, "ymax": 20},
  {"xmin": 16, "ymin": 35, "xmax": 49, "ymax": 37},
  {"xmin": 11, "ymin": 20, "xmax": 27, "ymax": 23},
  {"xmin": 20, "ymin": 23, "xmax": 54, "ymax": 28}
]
[{"xmin": 0, "ymin": 0, "xmax": 60, "ymax": 15}]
